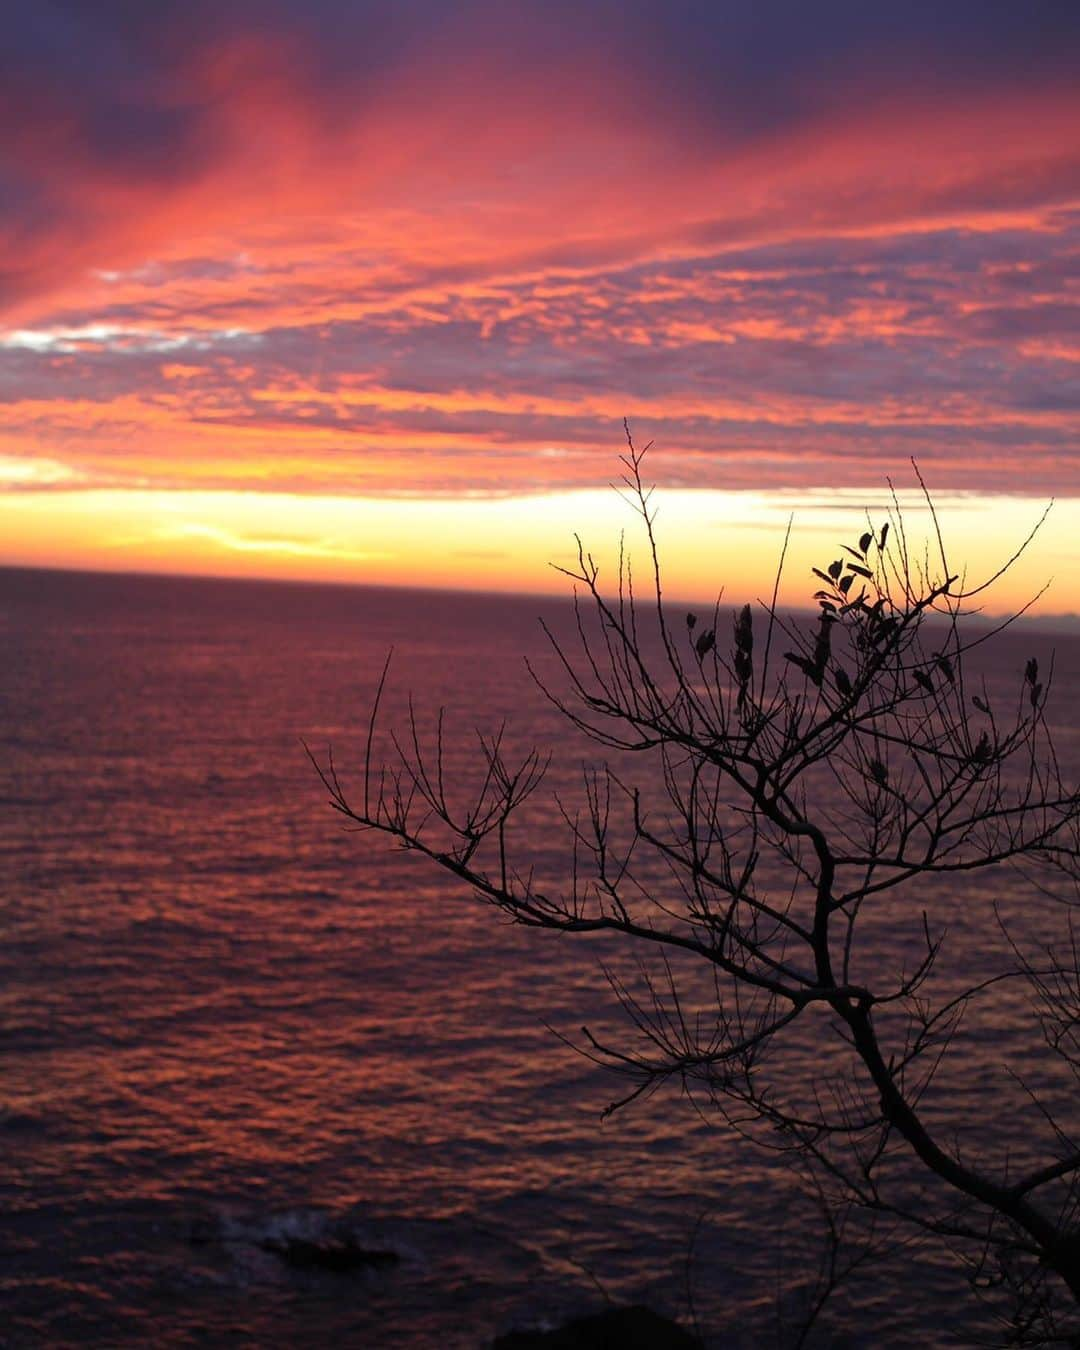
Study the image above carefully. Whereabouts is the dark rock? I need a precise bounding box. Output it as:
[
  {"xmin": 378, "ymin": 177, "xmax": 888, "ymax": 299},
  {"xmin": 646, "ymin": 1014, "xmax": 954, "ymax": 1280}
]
[
  {"xmin": 188, "ymin": 1215, "xmax": 222, "ymax": 1245},
  {"xmin": 258, "ymin": 1234, "xmax": 399, "ymax": 1273},
  {"xmin": 493, "ymin": 1305, "xmax": 702, "ymax": 1349}
]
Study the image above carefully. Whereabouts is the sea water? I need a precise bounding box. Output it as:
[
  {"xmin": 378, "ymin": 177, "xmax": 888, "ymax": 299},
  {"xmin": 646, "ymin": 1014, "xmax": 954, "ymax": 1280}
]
[{"xmin": 2, "ymin": 567, "xmax": 1078, "ymax": 1348}]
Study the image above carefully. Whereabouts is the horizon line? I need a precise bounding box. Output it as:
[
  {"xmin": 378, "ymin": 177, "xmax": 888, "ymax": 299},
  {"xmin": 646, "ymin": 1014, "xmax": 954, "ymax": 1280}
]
[{"xmin": 4, "ymin": 560, "xmax": 1077, "ymax": 635}]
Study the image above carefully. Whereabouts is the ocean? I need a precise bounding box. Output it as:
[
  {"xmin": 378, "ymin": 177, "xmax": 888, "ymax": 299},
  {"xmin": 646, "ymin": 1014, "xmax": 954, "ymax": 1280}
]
[{"xmin": 2, "ymin": 566, "xmax": 1078, "ymax": 1348}]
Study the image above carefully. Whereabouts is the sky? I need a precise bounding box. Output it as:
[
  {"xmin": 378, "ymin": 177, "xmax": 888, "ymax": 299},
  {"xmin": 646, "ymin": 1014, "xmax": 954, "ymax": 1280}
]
[{"xmin": 1, "ymin": 1, "xmax": 1078, "ymax": 611}]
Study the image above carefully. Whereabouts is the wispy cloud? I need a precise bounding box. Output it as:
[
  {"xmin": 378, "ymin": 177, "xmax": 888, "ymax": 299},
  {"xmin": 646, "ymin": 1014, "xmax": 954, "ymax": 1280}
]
[
  {"xmin": 148, "ymin": 521, "xmax": 390, "ymax": 561},
  {"xmin": 0, "ymin": 454, "xmax": 86, "ymax": 488}
]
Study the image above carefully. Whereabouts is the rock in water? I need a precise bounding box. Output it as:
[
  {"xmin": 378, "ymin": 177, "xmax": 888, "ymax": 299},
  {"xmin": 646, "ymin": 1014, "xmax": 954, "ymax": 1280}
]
[
  {"xmin": 258, "ymin": 1234, "xmax": 400, "ymax": 1273},
  {"xmin": 493, "ymin": 1305, "xmax": 702, "ymax": 1349}
]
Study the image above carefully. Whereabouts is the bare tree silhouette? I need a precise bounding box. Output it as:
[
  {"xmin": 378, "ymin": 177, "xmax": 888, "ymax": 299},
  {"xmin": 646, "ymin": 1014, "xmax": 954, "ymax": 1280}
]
[{"xmin": 311, "ymin": 432, "xmax": 1080, "ymax": 1344}]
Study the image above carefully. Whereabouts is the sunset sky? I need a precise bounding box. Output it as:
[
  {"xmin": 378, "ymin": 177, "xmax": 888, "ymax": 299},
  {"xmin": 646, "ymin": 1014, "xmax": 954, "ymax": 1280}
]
[{"xmin": 1, "ymin": 1, "xmax": 1078, "ymax": 611}]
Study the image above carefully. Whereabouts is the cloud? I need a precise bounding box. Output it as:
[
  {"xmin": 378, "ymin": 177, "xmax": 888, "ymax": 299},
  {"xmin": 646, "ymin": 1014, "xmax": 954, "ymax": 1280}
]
[
  {"xmin": 0, "ymin": 2, "xmax": 1076, "ymax": 504},
  {"xmin": 0, "ymin": 453, "xmax": 86, "ymax": 489},
  {"xmin": 150, "ymin": 520, "xmax": 390, "ymax": 561},
  {"xmin": 1, "ymin": 2, "xmax": 1077, "ymax": 298}
]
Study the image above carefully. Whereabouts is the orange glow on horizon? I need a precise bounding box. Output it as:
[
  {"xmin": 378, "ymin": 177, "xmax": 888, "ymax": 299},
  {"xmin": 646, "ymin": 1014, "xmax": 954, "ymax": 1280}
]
[{"xmin": 3, "ymin": 485, "xmax": 1077, "ymax": 621}]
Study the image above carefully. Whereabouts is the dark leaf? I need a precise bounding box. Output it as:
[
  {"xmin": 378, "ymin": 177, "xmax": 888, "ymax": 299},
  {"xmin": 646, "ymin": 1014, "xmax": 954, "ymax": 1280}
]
[
  {"xmin": 828, "ymin": 559, "xmax": 843, "ymax": 580},
  {"xmin": 839, "ymin": 591, "xmax": 867, "ymax": 615},
  {"xmin": 812, "ymin": 568, "xmax": 835, "ymax": 587},
  {"xmin": 686, "ymin": 612, "xmax": 697, "ymax": 630},
  {"xmin": 912, "ymin": 669, "xmax": 934, "ymax": 693},
  {"xmin": 695, "ymin": 629, "xmax": 715, "ymax": 659},
  {"xmin": 858, "ymin": 531, "xmax": 873, "ymax": 554},
  {"xmin": 1025, "ymin": 657, "xmax": 1038, "ymax": 686},
  {"xmin": 785, "ymin": 651, "xmax": 815, "ymax": 680},
  {"xmin": 838, "ymin": 575, "xmax": 854, "ymax": 595},
  {"xmin": 808, "ymin": 619, "xmax": 832, "ymax": 686},
  {"xmin": 879, "ymin": 522, "xmax": 889, "ymax": 551},
  {"xmin": 847, "ymin": 564, "xmax": 873, "ymax": 580},
  {"xmin": 870, "ymin": 759, "xmax": 888, "ymax": 787},
  {"xmin": 835, "ymin": 668, "xmax": 852, "ymax": 697},
  {"xmin": 972, "ymin": 695, "xmax": 989, "ymax": 714},
  {"xmin": 734, "ymin": 603, "xmax": 753, "ymax": 653},
  {"xmin": 934, "ymin": 654, "xmax": 955, "ymax": 682}
]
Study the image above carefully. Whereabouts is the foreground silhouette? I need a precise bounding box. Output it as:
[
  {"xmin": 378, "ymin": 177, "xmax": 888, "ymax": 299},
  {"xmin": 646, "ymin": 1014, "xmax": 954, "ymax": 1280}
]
[{"xmin": 313, "ymin": 436, "xmax": 1080, "ymax": 1344}]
